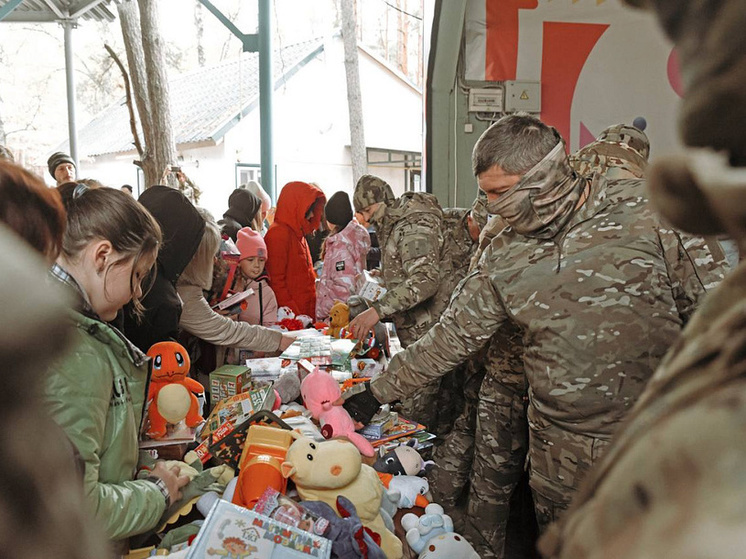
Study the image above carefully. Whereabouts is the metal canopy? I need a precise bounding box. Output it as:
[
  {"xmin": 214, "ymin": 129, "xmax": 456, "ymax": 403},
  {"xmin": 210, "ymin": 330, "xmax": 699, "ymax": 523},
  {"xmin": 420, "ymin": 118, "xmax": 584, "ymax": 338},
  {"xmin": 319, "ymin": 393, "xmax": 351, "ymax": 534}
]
[
  {"xmin": 0, "ymin": 0, "xmax": 115, "ymax": 23},
  {"xmin": 0, "ymin": 0, "xmax": 116, "ymax": 166}
]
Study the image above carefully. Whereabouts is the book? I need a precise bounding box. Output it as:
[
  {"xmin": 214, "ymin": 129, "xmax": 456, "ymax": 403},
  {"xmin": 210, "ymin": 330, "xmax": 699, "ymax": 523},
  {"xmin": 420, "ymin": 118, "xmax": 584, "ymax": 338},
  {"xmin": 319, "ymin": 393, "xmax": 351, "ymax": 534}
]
[
  {"xmin": 186, "ymin": 499, "xmax": 331, "ymax": 558},
  {"xmin": 212, "ymin": 288, "xmax": 254, "ymax": 311},
  {"xmin": 369, "ymin": 417, "xmax": 427, "ymax": 448}
]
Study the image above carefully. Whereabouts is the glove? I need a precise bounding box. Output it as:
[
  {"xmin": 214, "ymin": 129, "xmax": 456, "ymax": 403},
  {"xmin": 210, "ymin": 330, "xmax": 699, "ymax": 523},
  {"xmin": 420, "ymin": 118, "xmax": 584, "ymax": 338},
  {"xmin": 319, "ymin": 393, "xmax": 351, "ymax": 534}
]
[{"xmin": 342, "ymin": 382, "xmax": 382, "ymax": 425}]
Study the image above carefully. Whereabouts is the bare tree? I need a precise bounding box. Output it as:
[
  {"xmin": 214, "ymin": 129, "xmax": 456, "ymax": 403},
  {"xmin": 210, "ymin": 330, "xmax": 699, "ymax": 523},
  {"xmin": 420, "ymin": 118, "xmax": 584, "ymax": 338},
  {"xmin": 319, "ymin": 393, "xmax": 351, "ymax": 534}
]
[
  {"xmin": 340, "ymin": 0, "xmax": 367, "ymax": 183},
  {"xmin": 195, "ymin": 3, "xmax": 206, "ymax": 67},
  {"xmin": 117, "ymin": 0, "xmax": 178, "ymax": 190}
]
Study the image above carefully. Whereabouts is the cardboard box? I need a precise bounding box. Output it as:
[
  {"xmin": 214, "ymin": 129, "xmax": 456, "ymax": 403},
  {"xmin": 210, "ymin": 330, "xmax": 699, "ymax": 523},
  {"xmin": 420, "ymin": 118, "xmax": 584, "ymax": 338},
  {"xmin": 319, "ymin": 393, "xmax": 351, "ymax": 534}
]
[
  {"xmin": 357, "ymin": 270, "xmax": 387, "ymax": 302},
  {"xmin": 209, "ymin": 364, "xmax": 252, "ymax": 406}
]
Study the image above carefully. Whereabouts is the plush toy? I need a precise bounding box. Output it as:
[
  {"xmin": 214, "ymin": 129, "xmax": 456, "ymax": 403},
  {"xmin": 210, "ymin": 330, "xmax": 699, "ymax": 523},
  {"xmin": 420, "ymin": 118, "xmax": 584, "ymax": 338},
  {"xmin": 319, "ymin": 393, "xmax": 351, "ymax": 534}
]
[
  {"xmin": 401, "ymin": 503, "xmax": 454, "ymax": 555},
  {"xmin": 377, "ymin": 473, "xmax": 430, "ymax": 509},
  {"xmin": 145, "ymin": 341, "xmax": 205, "ymax": 438},
  {"xmin": 276, "ymin": 306, "xmax": 313, "ymax": 331},
  {"xmin": 301, "ymin": 367, "xmax": 375, "ymax": 457},
  {"xmin": 300, "ymin": 496, "xmax": 387, "ymax": 559},
  {"xmin": 417, "ymin": 533, "xmax": 480, "ymax": 559},
  {"xmin": 327, "ymin": 301, "xmax": 350, "ymax": 338},
  {"xmin": 373, "ymin": 440, "xmax": 433, "ymax": 477},
  {"xmin": 280, "ymin": 436, "xmax": 403, "ymax": 559}
]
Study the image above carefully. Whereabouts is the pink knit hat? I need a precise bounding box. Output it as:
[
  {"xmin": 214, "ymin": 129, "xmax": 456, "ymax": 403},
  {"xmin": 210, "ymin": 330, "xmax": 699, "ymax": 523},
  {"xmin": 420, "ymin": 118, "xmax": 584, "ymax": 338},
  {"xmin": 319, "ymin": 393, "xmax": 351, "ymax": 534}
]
[{"xmin": 236, "ymin": 227, "xmax": 267, "ymax": 260}]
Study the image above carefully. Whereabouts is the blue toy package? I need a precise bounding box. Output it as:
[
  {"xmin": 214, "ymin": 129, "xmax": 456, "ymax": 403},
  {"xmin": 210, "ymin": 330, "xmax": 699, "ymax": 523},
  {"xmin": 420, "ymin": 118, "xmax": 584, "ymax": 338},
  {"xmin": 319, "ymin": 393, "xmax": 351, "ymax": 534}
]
[{"xmin": 186, "ymin": 499, "xmax": 332, "ymax": 559}]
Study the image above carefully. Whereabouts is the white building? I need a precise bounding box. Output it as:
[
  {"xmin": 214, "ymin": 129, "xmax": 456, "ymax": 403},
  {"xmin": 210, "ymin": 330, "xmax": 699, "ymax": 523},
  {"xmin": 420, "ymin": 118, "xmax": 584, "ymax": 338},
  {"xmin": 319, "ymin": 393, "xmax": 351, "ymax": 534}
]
[{"xmin": 66, "ymin": 35, "xmax": 423, "ymax": 217}]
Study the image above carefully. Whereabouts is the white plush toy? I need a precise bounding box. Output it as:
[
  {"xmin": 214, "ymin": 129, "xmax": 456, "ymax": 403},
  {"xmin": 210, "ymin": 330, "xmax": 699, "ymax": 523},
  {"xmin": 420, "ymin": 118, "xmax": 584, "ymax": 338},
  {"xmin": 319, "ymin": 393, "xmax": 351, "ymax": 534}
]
[{"xmin": 418, "ymin": 533, "xmax": 480, "ymax": 558}]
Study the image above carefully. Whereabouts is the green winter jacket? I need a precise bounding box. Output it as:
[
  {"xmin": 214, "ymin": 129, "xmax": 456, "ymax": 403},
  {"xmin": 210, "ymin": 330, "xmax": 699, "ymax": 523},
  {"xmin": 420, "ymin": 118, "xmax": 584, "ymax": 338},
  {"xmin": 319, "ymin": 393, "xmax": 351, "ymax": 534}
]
[{"xmin": 45, "ymin": 310, "xmax": 166, "ymax": 541}]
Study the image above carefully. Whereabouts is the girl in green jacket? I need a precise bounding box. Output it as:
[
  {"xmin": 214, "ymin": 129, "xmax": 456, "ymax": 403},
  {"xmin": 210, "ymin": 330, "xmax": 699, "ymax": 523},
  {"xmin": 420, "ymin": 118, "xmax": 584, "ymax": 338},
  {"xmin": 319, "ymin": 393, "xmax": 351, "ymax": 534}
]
[{"xmin": 45, "ymin": 185, "xmax": 190, "ymax": 545}]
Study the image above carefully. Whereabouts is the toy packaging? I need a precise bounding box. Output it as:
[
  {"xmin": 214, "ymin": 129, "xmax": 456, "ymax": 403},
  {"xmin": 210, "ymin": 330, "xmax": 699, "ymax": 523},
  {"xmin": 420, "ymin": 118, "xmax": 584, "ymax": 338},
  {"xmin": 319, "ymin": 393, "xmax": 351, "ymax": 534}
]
[
  {"xmin": 185, "ymin": 499, "xmax": 331, "ymax": 559},
  {"xmin": 253, "ymin": 487, "xmax": 330, "ymax": 536},
  {"xmin": 209, "ymin": 364, "xmax": 253, "ymax": 405},
  {"xmin": 356, "ymin": 270, "xmax": 387, "ymax": 302}
]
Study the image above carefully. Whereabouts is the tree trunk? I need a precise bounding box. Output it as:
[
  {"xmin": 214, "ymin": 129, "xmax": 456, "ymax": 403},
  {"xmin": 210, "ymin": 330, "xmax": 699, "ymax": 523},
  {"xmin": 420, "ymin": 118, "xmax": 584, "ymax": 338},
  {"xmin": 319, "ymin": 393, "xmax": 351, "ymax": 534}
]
[
  {"xmin": 397, "ymin": 0, "xmax": 409, "ymax": 76},
  {"xmin": 340, "ymin": 0, "xmax": 367, "ymax": 183},
  {"xmin": 195, "ymin": 3, "xmax": 206, "ymax": 67},
  {"xmin": 138, "ymin": 0, "xmax": 178, "ymax": 189},
  {"xmin": 117, "ymin": 0, "xmax": 158, "ymax": 187}
]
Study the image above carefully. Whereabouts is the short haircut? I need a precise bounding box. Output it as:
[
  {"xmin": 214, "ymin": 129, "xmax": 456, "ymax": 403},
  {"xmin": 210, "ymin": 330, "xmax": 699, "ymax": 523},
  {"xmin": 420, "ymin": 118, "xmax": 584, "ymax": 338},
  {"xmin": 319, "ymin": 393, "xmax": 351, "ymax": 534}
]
[
  {"xmin": 179, "ymin": 207, "xmax": 221, "ymax": 291},
  {"xmin": 0, "ymin": 160, "xmax": 66, "ymax": 260},
  {"xmin": 121, "ymin": 184, "xmax": 133, "ymax": 193},
  {"xmin": 472, "ymin": 113, "xmax": 559, "ymax": 176}
]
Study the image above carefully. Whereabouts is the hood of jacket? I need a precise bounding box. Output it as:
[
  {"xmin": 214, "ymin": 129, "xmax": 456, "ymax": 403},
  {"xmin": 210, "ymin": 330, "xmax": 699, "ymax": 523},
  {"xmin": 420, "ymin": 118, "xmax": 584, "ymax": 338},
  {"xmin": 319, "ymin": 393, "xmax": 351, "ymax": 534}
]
[
  {"xmin": 138, "ymin": 185, "xmax": 205, "ymax": 283},
  {"xmin": 487, "ymin": 140, "xmax": 587, "ymax": 240},
  {"xmin": 273, "ymin": 181, "xmax": 326, "ymax": 236},
  {"xmin": 223, "ymin": 188, "xmax": 262, "ymax": 228}
]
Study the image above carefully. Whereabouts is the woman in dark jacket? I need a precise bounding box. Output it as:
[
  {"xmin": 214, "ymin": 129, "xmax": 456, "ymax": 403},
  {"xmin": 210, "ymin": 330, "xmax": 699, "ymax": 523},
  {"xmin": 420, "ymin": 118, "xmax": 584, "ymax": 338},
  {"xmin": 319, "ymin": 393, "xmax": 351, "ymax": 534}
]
[
  {"xmin": 218, "ymin": 188, "xmax": 263, "ymax": 241},
  {"xmin": 123, "ymin": 185, "xmax": 205, "ymax": 352}
]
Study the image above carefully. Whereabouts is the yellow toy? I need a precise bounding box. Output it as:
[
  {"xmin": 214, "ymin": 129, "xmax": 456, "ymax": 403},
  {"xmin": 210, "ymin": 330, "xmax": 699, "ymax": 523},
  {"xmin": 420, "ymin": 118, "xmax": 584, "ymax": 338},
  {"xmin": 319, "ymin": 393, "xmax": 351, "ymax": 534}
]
[{"xmin": 327, "ymin": 301, "xmax": 350, "ymax": 338}]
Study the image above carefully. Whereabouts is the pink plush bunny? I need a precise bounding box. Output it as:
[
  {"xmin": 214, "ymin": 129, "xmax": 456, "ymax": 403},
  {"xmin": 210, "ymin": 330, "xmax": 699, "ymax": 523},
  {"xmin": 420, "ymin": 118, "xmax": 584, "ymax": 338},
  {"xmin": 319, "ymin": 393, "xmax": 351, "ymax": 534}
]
[{"xmin": 300, "ymin": 367, "xmax": 375, "ymax": 457}]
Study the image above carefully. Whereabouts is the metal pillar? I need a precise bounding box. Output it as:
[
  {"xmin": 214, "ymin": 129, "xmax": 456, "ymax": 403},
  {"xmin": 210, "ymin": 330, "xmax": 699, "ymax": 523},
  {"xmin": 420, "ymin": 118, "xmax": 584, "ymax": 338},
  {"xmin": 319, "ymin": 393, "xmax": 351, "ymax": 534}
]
[
  {"xmin": 199, "ymin": 0, "xmax": 274, "ymax": 200},
  {"xmin": 63, "ymin": 19, "xmax": 79, "ymax": 166},
  {"xmin": 257, "ymin": 0, "xmax": 274, "ymax": 200}
]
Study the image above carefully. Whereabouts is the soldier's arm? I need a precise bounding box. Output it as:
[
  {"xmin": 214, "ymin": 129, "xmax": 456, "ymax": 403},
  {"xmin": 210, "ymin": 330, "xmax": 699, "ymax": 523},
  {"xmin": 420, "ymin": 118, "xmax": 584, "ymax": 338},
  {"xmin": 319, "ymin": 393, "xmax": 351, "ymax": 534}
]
[
  {"xmin": 371, "ymin": 216, "xmax": 442, "ymax": 318},
  {"xmin": 371, "ymin": 268, "xmax": 507, "ymax": 402},
  {"xmin": 659, "ymin": 227, "xmax": 727, "ymax": 323}
]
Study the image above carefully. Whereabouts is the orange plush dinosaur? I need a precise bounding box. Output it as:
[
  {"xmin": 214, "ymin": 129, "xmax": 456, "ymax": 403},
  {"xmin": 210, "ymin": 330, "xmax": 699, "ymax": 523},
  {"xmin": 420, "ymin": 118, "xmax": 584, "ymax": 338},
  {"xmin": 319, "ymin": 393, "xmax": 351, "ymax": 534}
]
[{"xmin": 146, "ymin": 341, "xmax": 205, "ymax": 439}]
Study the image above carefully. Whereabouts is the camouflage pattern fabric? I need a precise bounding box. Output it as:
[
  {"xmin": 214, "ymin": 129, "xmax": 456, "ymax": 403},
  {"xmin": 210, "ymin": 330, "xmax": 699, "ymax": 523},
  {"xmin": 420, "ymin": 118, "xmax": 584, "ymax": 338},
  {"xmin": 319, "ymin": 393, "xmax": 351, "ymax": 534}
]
[
  {"xmin": 431, "ymin": 214, "xmax": 529, "ymax": 558},
  {"xmin": 570, "ymin": 124, "xmax": 650, "ymax": 181},
  {"xmin": 372, "ymin": 146, "xmax": 727, "ymax": 533},
  {"xmin": 352, "ymin": 174, "xmax": 395, "ymax": 213},
  {"xmin": 360, "ymin": 188, "xmax": 449, "ymax": 428},
  {"xmin": 541, "ymin": 259, "xmax": 746, "ymax": 558}
]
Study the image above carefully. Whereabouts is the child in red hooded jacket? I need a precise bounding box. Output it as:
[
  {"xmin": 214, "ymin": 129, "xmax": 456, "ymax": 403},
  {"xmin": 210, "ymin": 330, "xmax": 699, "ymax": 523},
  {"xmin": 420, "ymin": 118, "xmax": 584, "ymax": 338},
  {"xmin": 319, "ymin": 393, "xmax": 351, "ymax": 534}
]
[{"xmin": 264, "ymin": 181, "xmax": 326, "ymax": 319}]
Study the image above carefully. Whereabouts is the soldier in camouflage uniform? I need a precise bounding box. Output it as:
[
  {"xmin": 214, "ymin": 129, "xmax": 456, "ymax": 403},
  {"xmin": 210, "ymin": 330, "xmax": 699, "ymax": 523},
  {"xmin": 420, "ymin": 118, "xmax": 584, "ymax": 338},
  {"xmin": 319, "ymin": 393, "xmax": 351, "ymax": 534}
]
[
  {"xmin": 570, "ymin": 123, "xmax": 650, "ymax": 180},
  {"xmin": 540, "ymin": 0, "xmax": 746, "ymax": 556},
  {"xmin": 349, "ymin": 175, "xmax": 451, "ymax": 429},
  {"xmin": 345, "ymin": 114, "xmax": 727, "ymax": 539}
]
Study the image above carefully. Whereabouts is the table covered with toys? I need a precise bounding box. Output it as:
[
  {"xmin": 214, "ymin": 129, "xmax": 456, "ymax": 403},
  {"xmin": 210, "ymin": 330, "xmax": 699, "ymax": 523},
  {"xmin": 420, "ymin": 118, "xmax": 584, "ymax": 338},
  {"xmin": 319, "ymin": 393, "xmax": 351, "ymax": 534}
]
[{"xmin": 128, "ymin": 299, "xmax": 479, "ymax": 559}]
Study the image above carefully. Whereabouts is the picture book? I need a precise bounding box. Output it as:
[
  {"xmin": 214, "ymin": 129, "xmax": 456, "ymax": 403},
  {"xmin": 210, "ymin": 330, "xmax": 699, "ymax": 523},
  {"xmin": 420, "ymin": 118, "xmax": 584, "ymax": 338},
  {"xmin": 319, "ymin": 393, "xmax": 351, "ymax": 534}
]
[{"xmin": 186, "ymin": 499, "xmax": 331, "ymax": 559}]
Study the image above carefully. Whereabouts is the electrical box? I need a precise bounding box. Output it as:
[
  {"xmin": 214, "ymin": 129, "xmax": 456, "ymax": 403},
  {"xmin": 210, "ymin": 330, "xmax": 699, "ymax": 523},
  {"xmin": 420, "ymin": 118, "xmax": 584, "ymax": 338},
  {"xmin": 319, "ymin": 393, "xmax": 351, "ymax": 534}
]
[
  {"xmin": 505, "ymin": 81, "xmax": 541, "ymax": 112},
  {"xmin": 468, "ymin": 87, "xmax": 504, "ymax": 113}
]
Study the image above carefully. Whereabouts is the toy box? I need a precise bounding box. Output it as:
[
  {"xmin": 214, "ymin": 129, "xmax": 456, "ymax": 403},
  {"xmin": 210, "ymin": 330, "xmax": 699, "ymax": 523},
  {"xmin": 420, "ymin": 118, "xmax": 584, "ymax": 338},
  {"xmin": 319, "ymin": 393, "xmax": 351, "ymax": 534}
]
[
  {"xmin": 253, "ymin": 488, "xmax": 330, "ymax": 536},
  {"xmin": 186, "ymin": 499, "xmax": 331, "ymax": 559},
  {"xmin": 357, "ymin": 270, "xmax": 387, "ymax": 302},
  {"xmin": 210, "ymin": 364, "xmax": 252, "ymax": 406}
]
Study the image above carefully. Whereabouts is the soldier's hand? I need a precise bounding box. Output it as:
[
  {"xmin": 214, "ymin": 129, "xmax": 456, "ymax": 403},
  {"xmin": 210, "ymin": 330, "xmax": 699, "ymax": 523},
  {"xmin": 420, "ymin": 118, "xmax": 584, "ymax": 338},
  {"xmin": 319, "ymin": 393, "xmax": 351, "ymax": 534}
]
[
  {"xmin": 349, "ymin": 307, "xmax": 380, "ymax": 340},
  {"xmin": 343, "ymin": 381, "xmax": 382, "ymax": 425}
]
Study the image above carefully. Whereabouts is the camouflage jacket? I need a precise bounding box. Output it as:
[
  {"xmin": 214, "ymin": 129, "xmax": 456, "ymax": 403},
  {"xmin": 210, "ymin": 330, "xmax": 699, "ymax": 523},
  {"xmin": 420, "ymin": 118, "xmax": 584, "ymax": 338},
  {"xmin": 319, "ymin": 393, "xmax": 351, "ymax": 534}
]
[
  {"xmin": 570, "ymin": 123, "xmax": 650, "ymax": 181},
  {"xmin": 372, "ymin": 172, "xmax": 726, "ymax": 438},
  {"xmin": 541, "ymin": 257, "xmax": 746, "ymax": 558},
  {"xmin": 371, "ymin": 192, "xmax": 447, "ymax": 346}
]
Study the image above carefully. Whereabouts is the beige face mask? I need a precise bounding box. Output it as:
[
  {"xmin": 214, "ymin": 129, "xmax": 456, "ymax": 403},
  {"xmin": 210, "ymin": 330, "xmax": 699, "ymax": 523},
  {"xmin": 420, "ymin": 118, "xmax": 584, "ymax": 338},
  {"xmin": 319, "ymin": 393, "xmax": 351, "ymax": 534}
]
[{"xmin": 486, "ymin": 141, "xmax": 585, "ymax": 239}]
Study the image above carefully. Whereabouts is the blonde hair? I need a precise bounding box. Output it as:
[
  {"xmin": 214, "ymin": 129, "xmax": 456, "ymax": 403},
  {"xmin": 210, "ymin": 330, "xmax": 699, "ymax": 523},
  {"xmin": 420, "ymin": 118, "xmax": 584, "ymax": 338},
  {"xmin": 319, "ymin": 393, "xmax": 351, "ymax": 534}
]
[{"xmin": 179, "ymin": 207, "xmax": 221, "ymax": 290}]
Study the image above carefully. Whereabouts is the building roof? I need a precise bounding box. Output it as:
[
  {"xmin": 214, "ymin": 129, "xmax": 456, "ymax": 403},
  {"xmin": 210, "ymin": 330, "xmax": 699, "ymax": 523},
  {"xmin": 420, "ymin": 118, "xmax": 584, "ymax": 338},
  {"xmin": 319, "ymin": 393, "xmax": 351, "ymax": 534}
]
[{"xmin": 70, "ymin": 38, "xmax": 323, "ymax": 157}]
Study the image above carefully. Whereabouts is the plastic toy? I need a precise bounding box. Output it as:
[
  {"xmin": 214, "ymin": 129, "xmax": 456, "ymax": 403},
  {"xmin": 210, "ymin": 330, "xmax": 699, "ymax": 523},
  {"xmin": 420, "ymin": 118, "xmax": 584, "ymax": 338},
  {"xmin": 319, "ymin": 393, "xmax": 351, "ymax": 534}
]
[
  {"xmin": 418, "ymin": 533, "xmax": 480, "ymax": 559},
  {"xmin": 300, "ymin": 496, "xmax": 386, "ymax": 559},
  {"xmin": 401, "ymin": 503, "xmax": 455, "ymax": 555},
  {"xmin": 377, "ymin": 473, "xmax": 430, "ymax": 508},
  {"xmin": 300, "ymin": 367, "xmax": 375, "ymax": 456},
  {"xmin": 327, "ymin": 301, "xmax": 350, "ymax": 338},
  {"xmin": 280, "ymin": 436, "xmax": 403, "ymax": 559},
  {"xmin": 232, "ymin": 424, "xmax": 294, "ymax": 509},
  {"xmin": 373, "ymin": 439, "xmax": 433, "ymax": 477},
  {"xmin": 145, "ymin": 341, "xmax": 205, "ymax": 439}
]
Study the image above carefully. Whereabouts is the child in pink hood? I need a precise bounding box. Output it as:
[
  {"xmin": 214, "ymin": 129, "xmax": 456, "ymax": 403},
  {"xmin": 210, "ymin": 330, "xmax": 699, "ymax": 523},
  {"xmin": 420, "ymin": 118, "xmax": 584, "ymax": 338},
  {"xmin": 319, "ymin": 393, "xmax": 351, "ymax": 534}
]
[
  {"xmin": 235, "ymin": 227, "xmax": 278, "ymax": 326},
  {"xmin": 316, "ymin": 191, "xmax": 371, "ymax": 320}
]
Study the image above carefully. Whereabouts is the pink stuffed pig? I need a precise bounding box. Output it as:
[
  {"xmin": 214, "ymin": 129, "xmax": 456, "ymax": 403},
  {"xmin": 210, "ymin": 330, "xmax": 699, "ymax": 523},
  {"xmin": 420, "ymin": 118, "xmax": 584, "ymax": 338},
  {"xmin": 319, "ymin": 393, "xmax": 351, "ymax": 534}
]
[{"xmin": 300, "ymin": 367, "xmax": 375, "ymax": 457}]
